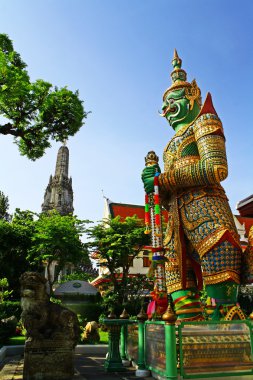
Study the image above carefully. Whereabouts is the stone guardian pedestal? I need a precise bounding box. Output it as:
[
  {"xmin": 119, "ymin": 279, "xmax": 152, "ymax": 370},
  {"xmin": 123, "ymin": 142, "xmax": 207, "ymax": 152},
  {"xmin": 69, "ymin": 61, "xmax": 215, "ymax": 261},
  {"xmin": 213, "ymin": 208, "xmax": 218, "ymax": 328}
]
[{"xmin": 23, "ymin": 339, "xmax": 75, "ymax": 380}]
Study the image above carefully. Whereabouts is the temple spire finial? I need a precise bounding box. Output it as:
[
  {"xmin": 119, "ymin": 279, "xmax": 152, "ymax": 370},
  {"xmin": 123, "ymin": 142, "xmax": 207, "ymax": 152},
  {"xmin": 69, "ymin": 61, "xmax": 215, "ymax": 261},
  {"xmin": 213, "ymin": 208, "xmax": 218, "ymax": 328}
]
[
  {"xmin": 173, "ymin": 48, "xmax": 179, "ymax": 59},
  {"xmin": 172, "ymin": 49, "xmax": 182, "ymax": 69}
]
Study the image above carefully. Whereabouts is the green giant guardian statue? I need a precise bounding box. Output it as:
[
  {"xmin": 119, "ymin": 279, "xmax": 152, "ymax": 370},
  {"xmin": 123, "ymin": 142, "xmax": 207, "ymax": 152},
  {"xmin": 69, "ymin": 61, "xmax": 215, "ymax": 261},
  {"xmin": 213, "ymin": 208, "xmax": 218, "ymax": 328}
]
[{"xmin": 142, "ymin": 50, "xmax": 243, "ymax": 321}]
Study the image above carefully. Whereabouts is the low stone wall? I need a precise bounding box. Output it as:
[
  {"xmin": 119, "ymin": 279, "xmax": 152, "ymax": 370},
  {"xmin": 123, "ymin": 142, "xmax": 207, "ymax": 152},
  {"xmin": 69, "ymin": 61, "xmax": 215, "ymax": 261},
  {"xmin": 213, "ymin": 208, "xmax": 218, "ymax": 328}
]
[{"xmin": 0, "ymin": 345, "xmax": 24, "ymax": 362}]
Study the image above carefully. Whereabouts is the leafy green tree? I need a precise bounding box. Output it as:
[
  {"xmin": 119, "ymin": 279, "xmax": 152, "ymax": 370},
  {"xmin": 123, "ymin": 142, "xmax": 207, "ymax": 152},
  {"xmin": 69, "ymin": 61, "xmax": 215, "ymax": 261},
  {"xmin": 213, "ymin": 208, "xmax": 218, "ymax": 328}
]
[
  {"xmin": 0, "ymin": 209, "xmax": 37, "ymax": 297},
  {"xmin": 0, "ymin": 34, "xmax": 87, "ymax": 160},
  {"xmin": 86, "ymin": 216, "xmax": 150, "ymax": 314},
  {"xmin": 0, "ymin": 191, "xmax": 10, "ymax": 221},
  {"xmin": 124, "ymin": 274, "xmax": 153, "ymax": 315},
  {"xmin": 27, "ymin": 211, "xmax": 89, "ymax": 295},
  {"xmin": 0, "ymin": 208, "xmax": 90, "ymax": 298}
]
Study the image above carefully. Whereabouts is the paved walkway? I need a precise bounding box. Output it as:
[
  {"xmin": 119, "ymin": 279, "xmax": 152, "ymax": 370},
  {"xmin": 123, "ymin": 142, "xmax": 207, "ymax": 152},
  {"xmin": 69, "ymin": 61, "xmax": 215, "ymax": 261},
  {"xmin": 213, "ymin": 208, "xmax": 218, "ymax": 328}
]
[
  {"xmin": 0, "ymin": 352, "xmax": 153, "ymax": 380},
  {"xmin": 74, "ymin": 353, "xmax": 152, "ymax": 380},
  {"xmin": 1, "ymin": 352, "xmax": 252, "ymax": 380},
  {"xmin": 0, "ymin": 355, "xmax": 23, "ymax": 380}
]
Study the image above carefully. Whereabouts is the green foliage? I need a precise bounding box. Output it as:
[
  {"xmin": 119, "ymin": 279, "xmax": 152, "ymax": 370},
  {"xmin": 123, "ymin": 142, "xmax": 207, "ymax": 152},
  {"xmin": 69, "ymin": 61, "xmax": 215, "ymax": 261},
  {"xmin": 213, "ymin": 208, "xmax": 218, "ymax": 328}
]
[
  {"xmin": 99, "ymin": 276, "xmax": 151, "ymax": 317},
  {"xmin": 0, "ymin": 277, "xmax": 12, "ymax": 302},
  {"xmin": 0, "ymin": 34, "xmax": 88, "ymax": 160},
  {"xmin": 0, "ymin": 301, "xmax": 21, "ymax": 320},
  {"xmin": 99, "ymin": 290, "xmax": 121, "ymax": 315},
  {"xmin": 0, "ymin": 191, "xmax": 10, "ymax": 221},
  {"xmin": 0, "ymin": 277, "xmax": 9, "ymax": 288},
  {"xmin": 27, "ymin": 210, "xmax": 89, "ymax": 295},
  {"xmin": 0, "ymin": 284, "xmax": 20, "ymax": 345},
  {"xmin": 86, "ymin": 216, "xmax": 149, "ymax": 267},
  {"xmin": 27, "ymin": 211, "xmax": 87, "ymax": 266},
  {"xmin": 77, "ymin": 313, "xmax": 87, "ymax": 327},
  {"xmin": 7, "ymin": 336, "xmax": 26, "ymax": 345},
  {"xmin": 98, "ymin": 329, "xmax": 108, "ymax": 344},
  {"xmin": 124, "ymin": 274, "xmax": 153, "ymax": 316},
  {"xmin": 49, "ymin": 296, "xmax": 62, "ymax": 305},
  {"xmin": 86, "ymin": 216, "xmax": 150, "ymax": 314},
  {"xmin": 59, "ymin": 270, "xmax": 97, "ymax": 284},
  {"xmin": 0, "ymin": 209, "xmax": 38, "ymax": 297},
  {"xmin": 0, "ymin": 208, "xmax": 89, "ymax": 298}
]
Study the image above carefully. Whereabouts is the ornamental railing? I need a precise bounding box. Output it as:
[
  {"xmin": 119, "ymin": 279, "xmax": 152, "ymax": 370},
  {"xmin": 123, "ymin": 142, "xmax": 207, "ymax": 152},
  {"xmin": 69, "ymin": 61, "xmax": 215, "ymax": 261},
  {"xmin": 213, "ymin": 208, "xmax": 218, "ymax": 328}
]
[
  {"xmin": 123, "ymin": 319, "xmax": 253, "ymax": 379},
  {"xmin": 178, "ymin": 320, "xmax": 253, "ymax": 379}
]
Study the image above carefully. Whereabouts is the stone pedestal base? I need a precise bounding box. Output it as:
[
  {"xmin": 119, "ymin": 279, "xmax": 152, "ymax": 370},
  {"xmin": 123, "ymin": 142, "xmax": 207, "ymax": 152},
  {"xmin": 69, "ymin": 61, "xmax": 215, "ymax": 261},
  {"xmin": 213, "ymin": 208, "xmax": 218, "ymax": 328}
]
[{"xmin": 23, "ymin": 339, "xmax": 75, "ymax": 380}]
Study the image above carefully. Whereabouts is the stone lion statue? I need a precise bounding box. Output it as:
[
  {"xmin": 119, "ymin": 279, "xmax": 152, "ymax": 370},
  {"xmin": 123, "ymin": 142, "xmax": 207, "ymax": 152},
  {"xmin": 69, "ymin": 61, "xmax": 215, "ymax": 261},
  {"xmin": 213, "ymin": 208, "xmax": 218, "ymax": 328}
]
[{"xmin": 20, "ymin": 272, "xmax": 79, "ymax": 346}]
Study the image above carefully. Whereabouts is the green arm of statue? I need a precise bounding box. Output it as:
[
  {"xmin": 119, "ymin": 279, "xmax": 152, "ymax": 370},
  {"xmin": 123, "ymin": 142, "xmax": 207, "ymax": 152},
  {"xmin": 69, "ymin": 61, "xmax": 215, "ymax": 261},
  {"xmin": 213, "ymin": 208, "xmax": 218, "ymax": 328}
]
[{"xmin": 141, "ymin": 164, "xmax": 161, "ymax": 194}]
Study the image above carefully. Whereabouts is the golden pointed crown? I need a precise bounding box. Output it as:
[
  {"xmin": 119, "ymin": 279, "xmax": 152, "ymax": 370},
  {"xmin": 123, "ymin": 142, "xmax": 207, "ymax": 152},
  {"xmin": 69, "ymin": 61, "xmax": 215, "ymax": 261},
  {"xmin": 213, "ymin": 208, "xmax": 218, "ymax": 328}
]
[{"xmin": 163, "ymin": 50, "xmax": 202, "ymax": 108}]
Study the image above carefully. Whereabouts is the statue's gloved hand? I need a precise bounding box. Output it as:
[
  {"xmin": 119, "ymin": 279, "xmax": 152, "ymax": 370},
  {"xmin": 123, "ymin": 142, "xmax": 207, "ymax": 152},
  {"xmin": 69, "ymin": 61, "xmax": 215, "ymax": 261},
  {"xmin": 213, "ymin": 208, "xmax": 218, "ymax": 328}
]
[{"xmin": 141, "ymin": 164, "xmax": 161, "ymax": 194}]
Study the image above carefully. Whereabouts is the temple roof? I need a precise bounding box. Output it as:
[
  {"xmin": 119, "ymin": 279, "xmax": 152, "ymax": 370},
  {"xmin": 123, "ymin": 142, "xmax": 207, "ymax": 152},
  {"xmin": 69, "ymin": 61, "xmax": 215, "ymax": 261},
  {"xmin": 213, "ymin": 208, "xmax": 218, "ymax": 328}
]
[
  {"xmin": 237, "ymin": 195, "xmax": 253, "ymax": 217},
  {"xmin": 235, "ymin": 215, "xmax": 253, "ymax": 237},
  {"xmin": 109, "ymin": 202, "xmax": 145, "ymax": 220},
  {"xmin": 103, "ymin": 198, "xmax": 168, "ymax": 222}
]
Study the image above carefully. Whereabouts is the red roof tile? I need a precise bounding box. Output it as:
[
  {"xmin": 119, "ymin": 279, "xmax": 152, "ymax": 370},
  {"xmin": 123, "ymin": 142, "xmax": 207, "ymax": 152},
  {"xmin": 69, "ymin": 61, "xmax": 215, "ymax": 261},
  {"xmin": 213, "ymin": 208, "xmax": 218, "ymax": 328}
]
[
  {"xmin": 110, "ymin": 203, "xmax": 145, "ymax": 220},
  {"xmin": 237, "ymin": 195, "xmax": 253, "ymax": 217},
  {"xmin": 109, "ymin": 202, "xmax": 168, "ymax": 222}
]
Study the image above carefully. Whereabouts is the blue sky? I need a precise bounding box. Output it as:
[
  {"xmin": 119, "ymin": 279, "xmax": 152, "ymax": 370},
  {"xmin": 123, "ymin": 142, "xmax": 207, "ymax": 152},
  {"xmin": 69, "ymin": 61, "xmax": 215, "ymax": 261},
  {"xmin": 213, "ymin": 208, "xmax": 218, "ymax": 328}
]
[{"xmin": 0, "ymin": 0, "xmax": 253, "ymax": 222}]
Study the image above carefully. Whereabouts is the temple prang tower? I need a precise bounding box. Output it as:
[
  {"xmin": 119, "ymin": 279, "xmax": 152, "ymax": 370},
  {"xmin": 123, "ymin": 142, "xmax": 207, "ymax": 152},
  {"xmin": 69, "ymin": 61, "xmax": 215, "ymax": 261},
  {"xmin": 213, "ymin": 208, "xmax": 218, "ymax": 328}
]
[{"xmin": 42, "ymin": 145, "xmax": 74, "ymax": 215}]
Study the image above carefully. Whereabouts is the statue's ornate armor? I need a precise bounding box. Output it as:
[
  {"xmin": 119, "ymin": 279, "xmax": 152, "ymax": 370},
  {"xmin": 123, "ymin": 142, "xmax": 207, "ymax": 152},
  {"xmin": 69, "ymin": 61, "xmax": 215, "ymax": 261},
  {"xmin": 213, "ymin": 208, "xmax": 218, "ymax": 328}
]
[{"xmin": 158, "ymin": 106, "xmax": 242, "ymax": 293}]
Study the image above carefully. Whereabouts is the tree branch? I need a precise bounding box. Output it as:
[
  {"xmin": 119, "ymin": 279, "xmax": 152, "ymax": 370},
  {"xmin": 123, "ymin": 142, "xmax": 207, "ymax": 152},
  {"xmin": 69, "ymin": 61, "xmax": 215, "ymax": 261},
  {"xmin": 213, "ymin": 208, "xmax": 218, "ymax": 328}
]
[
  {"xmin": 0, "ymin": 123, "xmax": 34, "ymax": 148},
  {"xmin": 0, "ymin": 123, "xmax": 20, "ymax": 136}
]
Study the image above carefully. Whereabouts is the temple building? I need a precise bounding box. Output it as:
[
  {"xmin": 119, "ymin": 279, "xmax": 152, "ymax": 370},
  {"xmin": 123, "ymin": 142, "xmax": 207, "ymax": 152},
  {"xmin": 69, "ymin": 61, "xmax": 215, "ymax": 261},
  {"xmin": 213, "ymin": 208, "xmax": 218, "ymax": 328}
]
[
  {"xmin": 42, "ymin": 144, "xmax": 74, "ymax": 215},
  {"xmin": 91, "ymin": 197, "xmax": 153, "ymax": 290}
]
